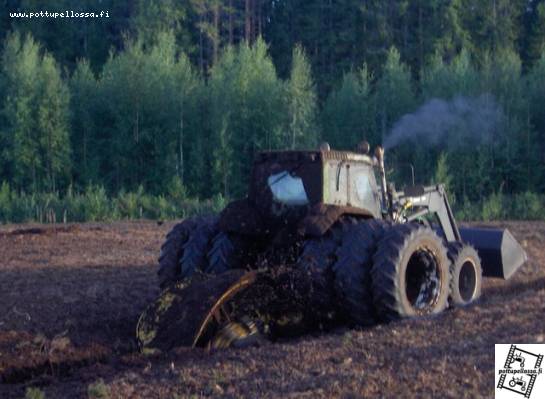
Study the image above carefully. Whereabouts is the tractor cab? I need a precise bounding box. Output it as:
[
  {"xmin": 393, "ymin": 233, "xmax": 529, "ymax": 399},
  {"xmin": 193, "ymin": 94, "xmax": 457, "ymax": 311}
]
[
  {"xmin": 218, "ymin": 144, "xmax": 384, "ymax": 237},
  {"xmin": 249, "ymin": 148, "xmax": 382, "ymax": 220}
]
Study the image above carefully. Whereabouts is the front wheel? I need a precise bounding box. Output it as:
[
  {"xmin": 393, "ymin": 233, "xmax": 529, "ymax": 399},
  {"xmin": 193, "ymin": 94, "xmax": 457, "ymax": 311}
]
[
  {"xmin": 447, "ymin": 243, "xmax": 482, "ymax": 307},
  {"xmin": 371, "ymin": 224, "xmax": 450, "ymax": 321}
]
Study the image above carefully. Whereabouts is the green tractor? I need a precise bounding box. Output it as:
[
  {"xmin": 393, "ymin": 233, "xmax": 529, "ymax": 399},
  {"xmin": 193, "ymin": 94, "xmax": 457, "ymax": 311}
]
[{"xmin": 137, "ymin": 143, "xmax": 527, "ymax": 351}]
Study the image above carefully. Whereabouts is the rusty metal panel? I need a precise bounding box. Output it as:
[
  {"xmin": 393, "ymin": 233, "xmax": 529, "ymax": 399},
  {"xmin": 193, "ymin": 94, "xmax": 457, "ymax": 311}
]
[
  {"xmin": 321, "ymin": 150, "xmax": 374, "ymax": 164},
  {"xmin": 218, "ymin": 199, "xmax": 265, "ymax": 235},
  {"xmin": 255, "ymin": 150, "xmax": 374, "ymax": 165},
  {"xmin": 298, "ymin": 203, "xmax": 374, "ymax": 237}
]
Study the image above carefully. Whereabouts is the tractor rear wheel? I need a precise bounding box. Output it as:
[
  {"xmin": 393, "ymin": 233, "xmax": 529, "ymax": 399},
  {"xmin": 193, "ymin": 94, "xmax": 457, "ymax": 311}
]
[
  {"xmin": 296, "ymin": 217, "xmax": 355, "ymax": 327},
  {"xmin": 371, "ymin": 224, "xmax": 450, "ymax": 321},
  {"xmin": 158, "ymin": 218, "xmax": 199, "ymax": 289},
  {"xmin": 180, "ymin": 216, "xmax": 219, "ymax": 277},
  {"xmin": 297, "ymin": 220, "xmax": 346, "ymax": 273},
  {"xmin": 447, "ymin": 243, "xmax": 482, "ymax": 306},
  {"xmin": 158, "ymin": 216, "xmax": 239, "ymax": 288},
  {"xmin": 332, "ymin": 219, "xmax": 388, "ymax": 326},
  {"xmin": 206, "ymin": 231, "xmax": 238, "ymax": 274}
]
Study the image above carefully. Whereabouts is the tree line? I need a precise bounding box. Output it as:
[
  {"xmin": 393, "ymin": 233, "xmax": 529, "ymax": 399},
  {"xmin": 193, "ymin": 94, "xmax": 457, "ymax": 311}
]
[{"xmin": 0, "ymin": 0, "xmax": 545, "ymax": 222}]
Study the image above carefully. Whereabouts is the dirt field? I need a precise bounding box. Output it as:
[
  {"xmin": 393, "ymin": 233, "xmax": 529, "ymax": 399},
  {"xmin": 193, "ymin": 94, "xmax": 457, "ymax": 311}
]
[{"xmin": 0, "ymin": 221, "xmax": 543, "ymax": 398}]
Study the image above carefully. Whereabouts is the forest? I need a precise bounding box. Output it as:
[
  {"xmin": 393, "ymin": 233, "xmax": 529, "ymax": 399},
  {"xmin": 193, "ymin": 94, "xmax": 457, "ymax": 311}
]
[{"xmin": 0, "ymin": 0, "xmax": 545, "ymax": 223}]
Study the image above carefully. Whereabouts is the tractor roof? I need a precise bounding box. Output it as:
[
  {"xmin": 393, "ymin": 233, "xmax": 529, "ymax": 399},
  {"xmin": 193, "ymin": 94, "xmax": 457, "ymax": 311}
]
[{"xmin": 255, "ymin": 150, "xmax": 375, "ymax": 165}]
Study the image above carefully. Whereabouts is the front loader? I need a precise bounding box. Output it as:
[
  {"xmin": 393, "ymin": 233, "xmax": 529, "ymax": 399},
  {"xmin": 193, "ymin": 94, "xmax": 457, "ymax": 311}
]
[{"xmin": 137, "ymin": 142, "xmax": 527, "ymax": 352}]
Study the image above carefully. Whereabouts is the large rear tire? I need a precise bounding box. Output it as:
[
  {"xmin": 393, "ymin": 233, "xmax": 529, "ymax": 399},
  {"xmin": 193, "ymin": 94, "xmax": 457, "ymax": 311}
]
[
  {"xmin": 333, "ymin": 220, "xmax": 387, "ymax": 326},
  {"xmin": 180, "ymin": 216, "xmax": 219, "ymax": 277},
  {"xmin": 158, "ymin": 218, "xmax": 199, "ymax": 289},
  {"xmin": 206, "ymin": 231, "xmax": 238, "ymax": 274},
  {"xmin": 296, "ymin": 218, "xmax": 355, "ymax": 326},
  {"xmin": 297, "ymin": 222, "xmax": 345, "ymax": 273},
  {"xmin": 371, "ymin": 224, "xmax": 450, "ymax": 321},
  {"xmin": 447, "ymin": 243, "xmax": 482, "ymax": 306},
  {"xmin": 158, "ymin": 216, "xmax": 239, "ymax": 288}
]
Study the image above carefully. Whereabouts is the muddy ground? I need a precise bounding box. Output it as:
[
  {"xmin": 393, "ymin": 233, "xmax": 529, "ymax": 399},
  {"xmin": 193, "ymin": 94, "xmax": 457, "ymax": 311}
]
[{"xmin": 0, "ymin": 221, "xmax": 543, "ymax": 398}]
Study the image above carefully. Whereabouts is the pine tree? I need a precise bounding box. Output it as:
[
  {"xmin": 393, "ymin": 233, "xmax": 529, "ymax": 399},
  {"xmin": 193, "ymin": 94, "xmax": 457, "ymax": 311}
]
[
  {"xmin": 374, "ymin": 47, "xmax": 415, "ymax": 141},
  {"xmin": 1, "ymin": 32, "xmax": 70, "ymax": 192},
  {"xmin": 284, "ymin": 45, "xmax": 318, "ymax": 149},
  {"xmin": 36, "ymin": 53, "xmax": 71, "ymax": 192},
  {"xmin": 521, "ymin": 1, "xmax": 545, "ymax": 70},
  {"xmin": 209, "ymin": 39, "xmax": 284, "ymax": 197},
  {"xmin": 171, "ymin": 51, "xmax": 200, "ymax": 190},
  {"xmin": 322, "ymin": 65, "xmax": 375, "ymax": 149},
  {"xmin": 459, "ymin": 0, "xmax": 525, "ymax": 58},
  {"xmin": 133, "ymin": 0, "xmax": 190, "ymax": 46},
  {"xmin": 97, "ymin": 31, "xmax": 200, "ymax": 193},
  {"xmin": 422, "ymin": 49, "xmax": 480, "ymax": 99},
  {"xmin": 70, "ymin": 59, "xmax": 97, "ymax": 185},
  {"xmin": 527, "ymin": 53, "xmax": 545, "ymax": 190},
  {"xmin": 13, "ymin": 0, "xmax": 133, "ymax": 71},
  {"xmin": 434, "ymin": 152, "xmax": 454, "ymax": 201},
  {"xmin": 1, "ymin": 32, "xmax": 39, "ymax": 190}
]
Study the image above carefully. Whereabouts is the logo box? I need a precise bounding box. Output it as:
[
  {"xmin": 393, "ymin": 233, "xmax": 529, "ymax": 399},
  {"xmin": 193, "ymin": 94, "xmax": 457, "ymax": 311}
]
[{"xmin": 495, "ymin": 344, "xmax": 544, "ymax": 398}]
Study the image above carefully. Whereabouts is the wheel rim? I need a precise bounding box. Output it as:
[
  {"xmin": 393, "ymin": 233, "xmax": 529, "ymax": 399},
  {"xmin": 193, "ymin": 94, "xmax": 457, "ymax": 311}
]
[
  {"xmin": 458, "ymin": 258, "xmax": 477, "ymax": 302},
  {"xmin": 404, "ymin": 247, "xmax": 442, "ymax": 313}
]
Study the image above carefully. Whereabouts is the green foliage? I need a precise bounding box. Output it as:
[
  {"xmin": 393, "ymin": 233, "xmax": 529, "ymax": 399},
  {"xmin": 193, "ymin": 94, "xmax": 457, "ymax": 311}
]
[
  {"xmin": 374, "ymin": 47, "xmax": 415, "ymax": 139},
  {"xmin": 1, "ymin": 31, "xmax": 70, "ymax": 192},
  {"xmin": 25, "ymin": 387, "xmax": 45, "ymax": 399},
  {"xmin": 481, "ymin": 192, "xmax": 506, "ymax": 221},
  {"xmin": 1, "ymin": 6, "xmax": 545, "ymax": 223},
  {"xmin": 522, "ymin": 2, "xmax": 545, "ymax": 70},
  {"xmin": 80, "ymin": 185, "xmax": 111, "ymax": 222},
  {"xmin": 166, "ymin": 176, "xmax": 187, "ymax": 204},
  {"xmin": 133, "ymin": 0, "xmax": 190, "ymax": 47},
  {"xmin": 512, "ymin": 192, "xmax": 544, "ymax": 220},
  {"xmin": 87, "ymin": 31, "xmax": 202, "ymax": 194},
  {"xmin": 70, "ymin": 59, "xmax": 98, "ymax": 184},
  {"xmin": 87, "ymin": 379, "xmax": 110, "ymax": 399},
  {"xmin": 284, "ymin": 45, "xmax": 318, "ymax": 149},
  {"xmin": 322, "ymin": 64, "xmax": 375, "ymax": 149},
  {"xmin": 0, "ymin": 181, "xmax": 13, "ymax": 221},
  {"xmin": 455, "ymin": 192, "xmax": 545, "ymax": 221},
  {"xmin": 0, "ymin": 181, "xmax": 226, "ymax": 224},
  {"xmin": 459, "ymin": 0, "xmax": 525, "ymax": 58},
  {"xmin": 434, "ymin": 153, "xmax": 454, "ymax": 202},
  {"xmin": 209, "ymin": 39, "xmax": 284, "ymax": 197}
]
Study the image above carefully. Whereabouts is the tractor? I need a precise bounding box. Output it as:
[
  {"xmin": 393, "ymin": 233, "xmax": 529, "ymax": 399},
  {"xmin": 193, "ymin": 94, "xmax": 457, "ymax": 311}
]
[{"xmin": 137, "ymin": 143, "xmax": 527, "ymax": 351}]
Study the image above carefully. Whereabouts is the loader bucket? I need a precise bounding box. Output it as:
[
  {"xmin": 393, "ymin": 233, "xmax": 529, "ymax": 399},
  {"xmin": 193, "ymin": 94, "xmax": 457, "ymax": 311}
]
[{"xmin": 459, "ymin": 227, "xmax": 527, "ymax": 280}]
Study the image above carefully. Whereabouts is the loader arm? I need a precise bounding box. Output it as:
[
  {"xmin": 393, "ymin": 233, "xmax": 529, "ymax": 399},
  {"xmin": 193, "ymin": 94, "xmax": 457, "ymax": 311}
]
[
  {"xmin": 395, "ymin": 184, "xmax": 526, "ymax": 279},
  {"xmin": 395, "ymin": 184, "xmax": 461, "ymax": 242}
]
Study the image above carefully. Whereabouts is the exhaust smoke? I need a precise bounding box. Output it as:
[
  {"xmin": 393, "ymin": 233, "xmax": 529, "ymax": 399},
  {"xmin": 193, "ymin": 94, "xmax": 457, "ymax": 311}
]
[{"xmin": 383, "ymin": 94, "xmax": 505, "ymax": 150}]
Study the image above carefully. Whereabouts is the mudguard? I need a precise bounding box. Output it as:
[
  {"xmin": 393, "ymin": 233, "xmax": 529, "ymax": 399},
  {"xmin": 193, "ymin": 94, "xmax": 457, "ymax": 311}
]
[
  {"xmin": 137, "ymin": 270, "xmax": 256, "ymax": 352},
  {"xmin": 136, "ymin": 266, "xmax": 335, "ymax": 352}
]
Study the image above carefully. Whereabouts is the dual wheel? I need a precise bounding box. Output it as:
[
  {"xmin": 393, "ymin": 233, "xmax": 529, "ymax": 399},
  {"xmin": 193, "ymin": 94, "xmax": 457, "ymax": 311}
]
[
  {"xmin": 157, "ymin": 215, "xmax": 238, "ymax": 289},
  {"xmin": 368, "ymin": 223, "xmax": 482, "ymax": 322},
  {"xmin": 300, "ymin": 220, "xmax": 482, "ymax": 325},
  {"xmin": 158, "ymin": 217, "xmax": 483, "ymax": 328}
]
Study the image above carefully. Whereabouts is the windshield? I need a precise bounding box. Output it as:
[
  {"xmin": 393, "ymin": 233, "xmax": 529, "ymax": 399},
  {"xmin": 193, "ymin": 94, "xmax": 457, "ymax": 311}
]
[{"xmin": 267, "ymin": 171, "xmax": 309, "ymax": 206}]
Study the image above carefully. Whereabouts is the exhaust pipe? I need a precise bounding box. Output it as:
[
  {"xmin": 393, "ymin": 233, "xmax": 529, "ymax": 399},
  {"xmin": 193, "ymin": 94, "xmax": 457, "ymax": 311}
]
[
  {"xmin": 375, "ymin": 146, "xmax": 388, "ymax": 212},
  {"xmin": 460, "ymin": 227, "xmax": 527, "ymax": 280}
]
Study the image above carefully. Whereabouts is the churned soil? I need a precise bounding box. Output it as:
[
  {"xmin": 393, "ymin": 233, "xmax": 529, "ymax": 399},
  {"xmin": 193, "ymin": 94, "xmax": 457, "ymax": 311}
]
[{"xmin": 0, "ymin": 220, "xmax": 544, "ymax": 398}]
